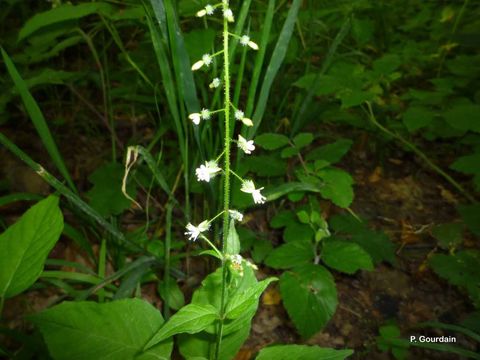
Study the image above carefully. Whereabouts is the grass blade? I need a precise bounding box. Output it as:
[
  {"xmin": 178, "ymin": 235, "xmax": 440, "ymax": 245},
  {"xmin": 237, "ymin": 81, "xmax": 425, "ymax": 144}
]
[
  {"xmin": 247, "ymin": 0, "xmax": 302, "ymax": 138},
  {"xmin": 1, "ymin": 48, "xmax": 76, "ymax": 192}
]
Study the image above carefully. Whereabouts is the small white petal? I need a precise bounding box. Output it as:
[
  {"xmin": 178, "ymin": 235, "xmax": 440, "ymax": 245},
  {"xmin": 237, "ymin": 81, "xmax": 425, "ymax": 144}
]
[
  {"xmin": 240, "ymin": 180, "xmax": 256, "ymax": 193},
  {"xmin": 191, "ymin": 60, "xmax": 204, "ymax": 71},
  {"xmin": 248, "ymin": 41, "xmax": 259, "ymax": 50},
  {"xmin": 241, "ymin": 117, "xmax": 253, "ymax": 127},
  {"xmin": 188, "ymin": 113, "xmax": 201, "ymax": 125},
  {"xmin": 196, "ymin": 9, "xmax": 207, "ymax": 17}
]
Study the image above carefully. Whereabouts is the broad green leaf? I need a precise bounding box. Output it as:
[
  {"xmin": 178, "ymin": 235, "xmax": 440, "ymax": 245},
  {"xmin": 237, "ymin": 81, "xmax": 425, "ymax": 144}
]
[
  {"xmin": 265, "ymin": 242, "xmax": 314, "ymax": 269},
  {"xmin": 226, "ymin": 220, "xmax": 240, "ymax": 256},
  {"xmin": 255, "ymin": 133, "xmax": 290, "ymax": 150},
  {"xmin": 339, "ymin": 90, "xmax": 374, "ymax": 108},
  {"xmin": 281, "ymin": 146, "xmax": 300, "ymax": 158},
  {"xmin": 403, "ymin": 106, "xmax": 435, "ymax": 132},
  {"xmin": 284, "ymin": 222, "xmax": 314, "ymax": 243},
  {"xmin": 450, "ymin": 153, "xmax": 480, "ymax": 175},
  {"xmin": 0, "ymin": 195, "xmax": 63, "ymax": 299},
  {"xmin": 19, "ymin": 3, "xmax": 114, "ymax": 41},
  {"xmin": 158, "ymin": 278, "xmax": 185, "ymax": 311},
  {"xmin": 226, "ymin": 277, "xmax": 277, "ymax": 319},
  {"xmin": 306, "ymin": 139, "xmax": 352, "ymax": 163},
  {"xmin": 317, "ymin": 168, "xmax": 354, "ymax": 208},
  {"xmin": 431, "ymin": 223, "xmax": 463, "ymax": 249},
  {"xmin": 145, "ymin": 304, "xmax": 219, "ymax": 349},
  {"xmin": 270, "ymin": 210, "xmax": 296, "ymax": 229},
  {"xmin": 293, "ymin": 133, "xmax": 314, "ymax": 148},
  {"xmin": 330, "ymin": 215, "xmax": 396, "ymax": 265},
  {"xmin": 373, "ymin": 54, "xmax": 401, "ymax": 75},
  {"xmin": 256, "ymin": 344, "xmax": 353, "ymax": 360},
  {"xmin": 322, "ymin": 240, "xmax": 374, "ymax": 274},
  {"xmin": 87, "ymin": 162, "xmax": 136, "ymax": 217},
  {"xmin": 280, "ymin": 264, "xmax": 337, "ymax": 338},
  {"xmin": 30, "ymin": 299, "xmax": 172, "ymax": 360},
  {"xmin": 443, "ymin": 103, "xmax": 480, "ymax": 133}
]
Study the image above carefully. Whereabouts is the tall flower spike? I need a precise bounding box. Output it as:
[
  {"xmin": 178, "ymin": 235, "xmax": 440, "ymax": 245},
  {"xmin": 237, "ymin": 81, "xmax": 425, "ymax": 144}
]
[
  {"xmin": 196, "ymin": 160, "xmax": 221, "ymax": 182},
  {"xmin": 237, "ymin": 134, "xmax": 255, "ymax": 154},
  {"xmin": 241, "ymin": 180, "xmax": 266, "ymax": 204},
  {"xmin": 185, "ymin": 220, "xmax": 210, "ymax": 241}
]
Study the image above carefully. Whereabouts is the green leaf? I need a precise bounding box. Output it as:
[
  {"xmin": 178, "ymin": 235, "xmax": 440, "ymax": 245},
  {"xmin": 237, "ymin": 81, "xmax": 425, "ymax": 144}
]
[
  {"xmin": 145, "ymin": 304, "xmax": 219, "ymax": 349},
  {"xmin": 293, "ymin": 133, "xmax": 314, "ymax": 149},
  {"xmin": 450, "ymin": 153, "xmax": 480, "ymax": 175},
  {"xmin": 265, "ymin": 182, "xmax": 320, "ymax": 202},
  {"xmin": 280, "ymin": 264, "xmax": 337, "ymax": 338},
  {"xmin": 429, "ymin": 250, "xmax": 480, "ymax": 288},
  {"xmin": 284, "ymin": 222, "xmax": 314, "ymax": 243},
  {"xmin": 330, "ymin": 215, "xmax": 396, "ymax": 265},
  {"xmin": 242, "ymin": 155, "xmax": 287, "ymax": 177},
  {"xmin": 431, "ymin": 223, "xmax": 463, "ymax": 249},
  {"xmin": 19, "ymin": 3, "xmax": 115, "ymax": 41},
  {"xmin": 255, "ymin": 133, "xmax": 290, "ymax": 150},
  {"xmin": 403, "ymin": 106, "xmax": 435, "ymax": 132},
  {"xmin": 0, "ymin": 195, "xmax": 63, "ymax": 299},
  {"xmin": 265, "ymin": 242, "xmax": 314, "ymax": 269},
  {"xmin": 87, "ymin": 162, "xmax": 136, "ymax": 217},
  {"xmin": 373, "ymin": 54, "xmax": 401, "ymax": 75},
  {"xmin": 226, "ymin": 277, "xmax": 277, "ymax": 319},
  {"xmin": 30, "ymin": 299, "xmax": 172, "ymax": 360},
  {"xmin": 322, "ymin": 240, "xmax": 374, "ymax": 274},
  {"xmin": 256, "ymin": 344, "xmax": 353, "ymax": 360},
  {"xmin": 226, "ymin": 220, "xmax": 240, "ymax": 256},
  {"xmin": 158, "ymin": 278, "xmax": 185, "ymax": 311},
  {"xmin": 270, "ymin": 210, "xmax": 296, "ymax": 229},
  {"xmin": 317, "ymin": 168, "xmax": 354, "ymax": 208},
  {"xmin": 306, "ymin": 139, "xmax": 352, "ymax": 164},
  {"xmin": 443, "ymin": 103, "xmax": 480, "ymax": 133}
]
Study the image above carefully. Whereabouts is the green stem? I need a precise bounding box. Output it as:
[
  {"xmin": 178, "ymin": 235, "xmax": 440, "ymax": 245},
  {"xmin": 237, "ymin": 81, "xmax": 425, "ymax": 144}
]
[
  {"xmin": 366, "ymin": 102, "xmax": 476, "ymax": 203},
  {"xmin": 215, "ymin": 3, "xmax": 232, "ymax": 359}
]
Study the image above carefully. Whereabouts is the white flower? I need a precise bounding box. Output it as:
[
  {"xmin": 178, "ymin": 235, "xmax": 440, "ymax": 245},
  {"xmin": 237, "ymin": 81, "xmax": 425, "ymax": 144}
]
[
  {"xmin": 235, "ymin": 109, "xmax": 244, "ymax": 120},
  {"xmin": 239, "ymin": 35, "xmax": 258, "ymax": 50},
  {"xmin": 230, "ymin": 254, "xmax": 243, "ymax": 266},
  {"xmin": 191, "ymin": 60, "xmax": 204, "ymax": 71},
  {"xmin": 196, "ymin": 160, "xmax": 221, "ymax": 182},
  {"xmin": 240, "ymin": 35, "xmax": 250, "ymax": 46},
  {"xmin": 205, "ymin": 4, "xmax": 215, "ymax": 15},
  {"xmin": 189, "ymin": 112, "xmax": 201, "ymax": 125},
  {"xmin": 209, "ymin": 77, "xmax": 221, "ymax": 88},
  {"xmin": 229, "ymin": 209, "xmax": 244, "ymax": 222},
  {"xmin": 223, "ymin": 8, "xmax": 234, "ymax": 22},
  {"xmin": 185, "ymin": 220, "xmax": 210, "ymax": 241},
  {"xmin": 201, "ymin": 108, "xmax": 211, "ymax": 120},
  {"xmin": 237, "ymin": 135, "xmax": 255, "ymax": 154},
  {"xmin": 241, "ymin": 180, "xmax": 266, "ymax": 204},
  {"xmin": 202, "ymin": 53, "xmax": 213, "ymax": 66}
]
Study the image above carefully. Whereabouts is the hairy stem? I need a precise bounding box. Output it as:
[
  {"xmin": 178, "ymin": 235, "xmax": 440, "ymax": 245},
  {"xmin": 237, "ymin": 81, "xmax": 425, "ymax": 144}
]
[{"xmin": 215, "ymin": 3, "xmax": 231, "ymax": 359}]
